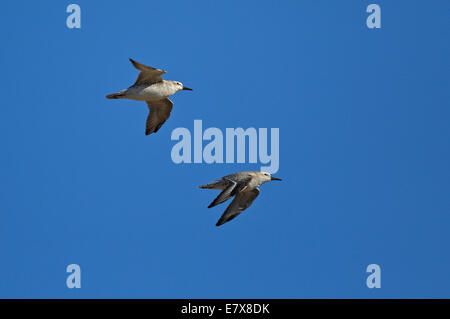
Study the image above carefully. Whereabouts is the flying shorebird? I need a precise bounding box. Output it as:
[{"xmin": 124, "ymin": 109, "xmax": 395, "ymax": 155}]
[
  {"xmin": 199, "ymin": 171, "xmax": 282, "ymax": 226},
  {"xmin": 106, "ymin": 58, "xmax": 192, "ymax": 135}
]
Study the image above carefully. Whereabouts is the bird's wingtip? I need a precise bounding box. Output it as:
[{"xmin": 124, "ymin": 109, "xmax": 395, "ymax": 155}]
[{"xmin": 215, "ymin": 218, "xmax": 226, "ymax": 226}]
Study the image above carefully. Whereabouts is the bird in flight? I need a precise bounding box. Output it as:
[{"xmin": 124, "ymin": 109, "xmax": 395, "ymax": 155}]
[
  {"xmin": 199, "ymin": 171, "xmax": 282, "ymax": 226},
  {"xmin": 106, "ymin": 58, "xmax": 193, "ymax": 135}
]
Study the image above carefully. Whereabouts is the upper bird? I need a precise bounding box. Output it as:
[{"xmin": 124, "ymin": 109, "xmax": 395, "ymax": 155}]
[
  {"xmin": 199, "ymin": 171, "xmax": 282, "ymax": 226},
  {"xmin": 106, "ymin": 58, "xmax": 192, "ymax": 135}
]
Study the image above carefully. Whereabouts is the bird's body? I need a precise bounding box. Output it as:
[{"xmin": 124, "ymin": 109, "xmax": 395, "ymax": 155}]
[
  {"xmin": 199, "ymin": 171, "xmax": 282, "ymax": 226},
  {"xmin": 119, "ymin": 81, "xmax": 181, "ymax": 101},
  {"xmin": 106, "ymin": 59, "xmax": 192, "ymax": 135}
]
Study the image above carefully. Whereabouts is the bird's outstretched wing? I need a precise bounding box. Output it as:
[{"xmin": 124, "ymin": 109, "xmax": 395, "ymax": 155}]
[
  {"xmin": 207, "ymin": 177, "xmax": 252, "ymax": 208},
  {"xmin": 208, "ymin": 180, "xmax": 237, "ymax": 208},
  {"xmin": 216, "ymin": 188, "xmax": 260, "ymax": 226},
  {"xmin": 145, "ymin": 98, "xmax": 173, "ymax": 135},
  {"xmin": 130, "ymin": 58, "xmax": 166, "ymax": 86}
]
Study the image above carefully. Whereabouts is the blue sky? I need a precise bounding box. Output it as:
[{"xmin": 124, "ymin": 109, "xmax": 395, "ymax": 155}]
[{"xmin": 0, "ymin": 0, "xmax": 449, "ymax": 298}]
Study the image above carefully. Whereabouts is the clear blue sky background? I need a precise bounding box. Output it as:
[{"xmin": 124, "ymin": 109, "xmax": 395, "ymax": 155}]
[{"xmin": 0, "ymin": 1, "xmax": 449, "ymax": 298}]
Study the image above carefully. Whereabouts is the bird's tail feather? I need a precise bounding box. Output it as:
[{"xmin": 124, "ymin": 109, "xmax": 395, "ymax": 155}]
[
  {"xmin": 106, "ymin": 91, "xmax": 125, "ymax": 99},
  {"xmin": 198, "ymin": 180, "xmax": 225, "ymax": 190}
]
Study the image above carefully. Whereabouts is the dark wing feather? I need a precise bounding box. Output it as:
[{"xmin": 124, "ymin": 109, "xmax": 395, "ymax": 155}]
[
  {"xmin": 145, "ymin": 98, "xmax": 173, "ymax": 135},
  {"xmin": 130, "ymin": 58, "xmax": 166, "ymax": 86},
  {"xmin": 216, "ymin": 188, "xmax": 260, "ymax": 226},
  {"xmin": 208, "ymin": 180, "xmax": 237, "ymax": 208}
]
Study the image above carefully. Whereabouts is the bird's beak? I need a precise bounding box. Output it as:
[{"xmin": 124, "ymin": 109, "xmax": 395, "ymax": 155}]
[
  {"xmin": 182, "ymin": 86, "xmax": 193, "ymax": 91},
  {"xmin": 271, "ymin": 177, "xmax": 282, "ymax": 181}
]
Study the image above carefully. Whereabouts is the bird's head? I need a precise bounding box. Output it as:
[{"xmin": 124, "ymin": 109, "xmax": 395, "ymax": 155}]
[
  {"xmin": 175, "ymin": 81, "xmax": 193, "ymax": 92},
  {"xmin": 260, "ymin": 172, "xmax": 282, "ymax": 184}
]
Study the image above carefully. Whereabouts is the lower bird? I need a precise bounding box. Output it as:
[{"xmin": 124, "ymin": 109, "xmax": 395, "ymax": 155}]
[
  {"xmin": 199, "ymin": 171, "xmax": 282, "ymax": 226},
  {"xmin": 106, "ymin": 58, "xmax": 192, "ymax": 135}
]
